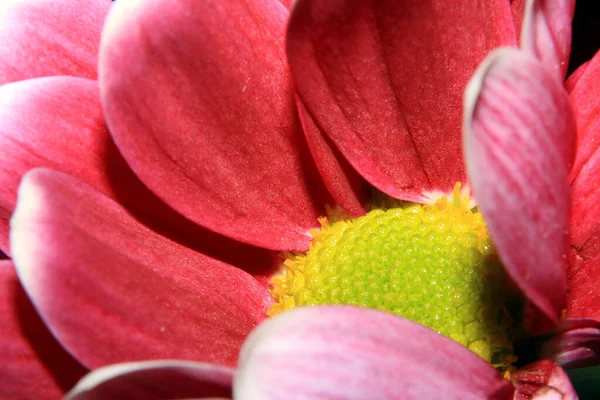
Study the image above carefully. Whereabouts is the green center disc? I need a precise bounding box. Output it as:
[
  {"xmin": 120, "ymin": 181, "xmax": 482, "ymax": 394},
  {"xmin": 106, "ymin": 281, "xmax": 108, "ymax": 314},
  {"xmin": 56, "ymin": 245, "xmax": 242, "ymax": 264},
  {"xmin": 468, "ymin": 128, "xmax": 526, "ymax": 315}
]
[{"xmin": 269, "ymin": 188, "xmax": 516, "ymax": 370}]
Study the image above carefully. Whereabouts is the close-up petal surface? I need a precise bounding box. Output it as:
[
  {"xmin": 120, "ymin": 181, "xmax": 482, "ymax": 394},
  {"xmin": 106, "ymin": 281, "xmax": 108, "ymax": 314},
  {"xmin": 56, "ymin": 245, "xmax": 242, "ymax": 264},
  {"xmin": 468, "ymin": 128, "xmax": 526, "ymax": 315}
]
[
  {"xmin": 0, "ymin": 261, "xmax": 87, "ymax": 399},
  {"xmin": 10, "ymin": 169, "xmax": 272, "ymax": 369},
  {"xmin": 65, "ymin": 360, "xmax": 233, "ymax": 400},
  {"xmin": 0, "ymin": 0, "xmax": 110, "ymax": 85},
  {"xmin": 520, "ymin": 0, "xmax": 575, "ymax": 80},
  {"xmin": 287, "ymin": 0, "xmax": 516, "ymax": 201},
  {"xmin": 100, "ymin": 0, "xmax": 327, "ymax": 252},
  {"xmin": 464, "ymin": 48, "xmax": 575, "ymax": 328},
  {"xmin": 234, "ymin": 306, "xmax": 514, "ymax": 400}
]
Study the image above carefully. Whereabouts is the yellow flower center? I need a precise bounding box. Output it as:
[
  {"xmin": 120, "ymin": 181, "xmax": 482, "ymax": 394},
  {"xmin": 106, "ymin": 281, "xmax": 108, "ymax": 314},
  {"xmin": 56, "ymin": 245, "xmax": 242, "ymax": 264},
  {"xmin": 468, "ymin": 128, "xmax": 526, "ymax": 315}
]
[{"xmin": 269, "ymin": 184, "xmax": 516, "ymax": 371}]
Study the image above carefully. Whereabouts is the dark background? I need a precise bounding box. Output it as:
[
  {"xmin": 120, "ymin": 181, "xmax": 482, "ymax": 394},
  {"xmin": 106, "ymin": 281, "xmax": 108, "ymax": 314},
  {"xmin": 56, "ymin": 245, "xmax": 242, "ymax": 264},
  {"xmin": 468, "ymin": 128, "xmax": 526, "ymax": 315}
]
[{"xmin": 568, "ymin": 0, "xmax": 600, "ymax": 74}]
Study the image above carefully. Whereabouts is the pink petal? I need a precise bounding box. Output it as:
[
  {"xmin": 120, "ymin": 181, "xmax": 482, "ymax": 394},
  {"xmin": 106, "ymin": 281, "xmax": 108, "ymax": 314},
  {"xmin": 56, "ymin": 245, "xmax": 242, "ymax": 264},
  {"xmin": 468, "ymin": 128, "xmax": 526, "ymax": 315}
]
[
  {"xmin": 99, "ymin": 0, "xmax": 327, "ymax": 252},
  {"xmin": 0, "ymin": 76, "xmax": 278, "ymax": 279},
  {"xmin": 511, "ymin": 360, "xmax": 577, "ymax": 400},
  {"xmin": 564, "ymin": 59, "xmax": 590, "ymax": 93},
  {"xmin": 520, "ymin": 0, "xmax": 575, "ymax": 80},
  {"xmin": 65, "ymin": 360, "xmax": 233, "ymax": 400},
  {"xmin": 0, "ymin": 261, "xmax": 87, "ymax": 399},
  {"xmin": 296, "ymin": 98, "xmax": 369, "ymax": 216},
  {"xmin": 463, "ymin": 48, "xmax": 576, "ymax": 329},
  {"xmin": 0, "ymin": 0, "xmax": 111, "ymax": 85},
  {"xmin": 286, "ymin": 0, "xmax": 516, "ymax": 201},
  {"xmin": 234, "ymin": 306, "xmax": 514, "ymax": 400},
  {"xmin": 567, "ymin": 50, "xmax": 600, "ymax": 321},
  {"xmin": 10, "ymin": 168, "xmax": 272, "ymax": 369}
]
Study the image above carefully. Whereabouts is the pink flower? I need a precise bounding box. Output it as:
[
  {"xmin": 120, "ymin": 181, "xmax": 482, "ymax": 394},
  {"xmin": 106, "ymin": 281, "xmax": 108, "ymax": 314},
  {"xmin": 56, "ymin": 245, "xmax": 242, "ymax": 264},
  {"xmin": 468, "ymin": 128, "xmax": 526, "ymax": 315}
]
[{"xmin": 0, "ymin": 0, "xmax": 594, "ymax": 398}]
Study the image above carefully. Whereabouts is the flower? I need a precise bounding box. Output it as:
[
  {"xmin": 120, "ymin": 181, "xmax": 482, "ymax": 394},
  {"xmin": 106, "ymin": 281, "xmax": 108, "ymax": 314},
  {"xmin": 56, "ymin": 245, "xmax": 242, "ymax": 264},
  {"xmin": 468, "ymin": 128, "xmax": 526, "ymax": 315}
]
[{"xmin": 0, "ymin": 0, "xmax": 595, "ymax": 399}]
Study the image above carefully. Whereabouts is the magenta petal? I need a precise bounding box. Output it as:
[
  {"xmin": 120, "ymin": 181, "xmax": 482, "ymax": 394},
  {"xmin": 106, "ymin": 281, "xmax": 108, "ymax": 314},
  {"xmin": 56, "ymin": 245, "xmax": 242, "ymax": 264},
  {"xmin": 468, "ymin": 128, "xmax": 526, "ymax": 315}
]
[
  {"xmin": 464, "ymin": 49, "xmax": 575, "ymax": 327},
  {"xmin": 10, "ymin": 168, "xmax": 272, "ymax": 369},
  {"xmin": 286, "ymin": 0, "xmax": 516, "ymax": 201},
  {"xmin": 567, "ymin": 50, "xmax": 600, "ymax": 321},
  {"xmin": 564, "ymin": 59, "xmax": 590, "ymax": 93},
  {"xmin": 511, "ymin": 360, "xmax": 576, "ymax": 400},
  {"xmin": 296, "ymin": 98, "xmax": 368, "ymax": 216},
  {"xmin": 0, "ymin": 76, "xmax": 277, "ymax": 278},
  {"xmin": 100, "ymin": 0, "xmax": 325, "ymax": 252},
  {"xmin": 0, "ymin": 0, "xmax": 110, "ymax": 85},
  {"xmin": 520, "ymin": 0, "xmax": 575, "ymax": 80},
  {"xmin": 0, "ymin": 261, "xmax": 87, "ymax": 399},
  {"xmin": 65, "ymin": 360, "xmax": 233, "ymax": 400},
  {"xmin": 234, "ymin": 306, "xmax": 514, "ymax": 400}
]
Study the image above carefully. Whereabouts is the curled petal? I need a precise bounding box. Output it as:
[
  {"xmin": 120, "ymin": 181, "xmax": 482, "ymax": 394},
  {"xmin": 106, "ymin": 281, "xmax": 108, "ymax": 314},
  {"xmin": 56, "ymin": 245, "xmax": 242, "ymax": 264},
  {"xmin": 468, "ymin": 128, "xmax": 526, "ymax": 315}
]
[
  {"xmin": 235, "ymin": 306, "xmax": 514, "ymax": 400},
  {"xmin": 0, "ymin": 261, "xmax": 86, "ymax": 398},
  {"xmin": 0, "ymin": 0, "xmax": 110, "ymax": 85},
  {"xmin": 287, "ymin": 0, "xmax": 516, "ymax": 201},
  {"xmin": 511, "ymin": 360, "xmax": 577, "ymax": 400},
  {"xmin": 549, "ymin": 320, "xmax": 600, "ymax": 368},
  {"xmin": 100, "ymin": 0, "xmax": 326, "ymax": 252},
  {"xmin": 65, "ymin": 360, "xmax": 233, "ymax": 400},
  {"xmin": 10, "ymin": 168, "xmax": 272, "ymax": 369},
  {"xmin": 520, "ymin": 0, "xmax": 575, "ymax": 80},
  {"xmin": 464, "ymin": 48, "xmax": 575, "ymax": 329}
]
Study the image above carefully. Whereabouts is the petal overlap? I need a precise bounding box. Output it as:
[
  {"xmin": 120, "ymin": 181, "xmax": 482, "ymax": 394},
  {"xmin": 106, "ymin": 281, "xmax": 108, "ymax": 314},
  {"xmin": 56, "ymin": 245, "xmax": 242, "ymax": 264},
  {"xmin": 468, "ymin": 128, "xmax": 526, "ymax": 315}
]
[
  {"xmin": 100, "ymin": 0, "xmax": 327, "ymax": 252},
  {"xmin": 10, "ymin": 169, "xmax": 272, "ymax": 369},
  {"xmin": 287, "ymin": 0, "xmax": 516, "ymax": 202},
  {"xmin": 464, "ymin": 48, "xmax": 575, "ymax": 329},
  {"xmin": 0, "ymin": 77, "xmax": 113, "ymax": 255},
  {"xmin": 0, "ymin": 76, "xmax": 277, "ymax": 278}
]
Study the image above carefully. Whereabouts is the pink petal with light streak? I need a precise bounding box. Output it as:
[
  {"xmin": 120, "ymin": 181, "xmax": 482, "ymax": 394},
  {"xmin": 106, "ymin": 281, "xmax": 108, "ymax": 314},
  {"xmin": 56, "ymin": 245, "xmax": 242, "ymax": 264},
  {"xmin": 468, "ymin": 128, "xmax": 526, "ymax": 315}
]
[
  {"xmin": 0, "ymin": 0, "xmax": 110, "ymax": 85},
  {"xmin": 100, "ymin": 0, "xmax": 327, "ymax": 252},
  {"xmin": 235, "ymin": 306, "xmax": 514, "ymax": 400},
  {"xmin": 567, "ymin": 50, "xmax": 600, "ymax": 322},
  {"xmin": 287, "ymin": 0, "xmax": 516, "ymax": 201},
  {"xmin": 65, "ymin": 360, "xmax": 233, "ymax": 400},
  {"xmin": 10, "ymin": 169, "xmax": 272, "ymax": 369},
  {"xmin": 0, "ymin": 76, "xmax": 277, "ymax": 279},
  {"xmin": 296, "ymin": 98, "xmax": 368, "ymax": 216},
  {"xmin": 511, "ymin": 360, "xmax": 577, "ymax": 400},
  {"xmin": 0, "ymin": 261, "xmax": 87, "ymax": 399},
  {"xmin": 520, "ymin": 0, "xmax": 575, "ymax": 80},
  {"xmin": 464, "ymin": 48, "xmax": 575, "ymax": 329}
]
